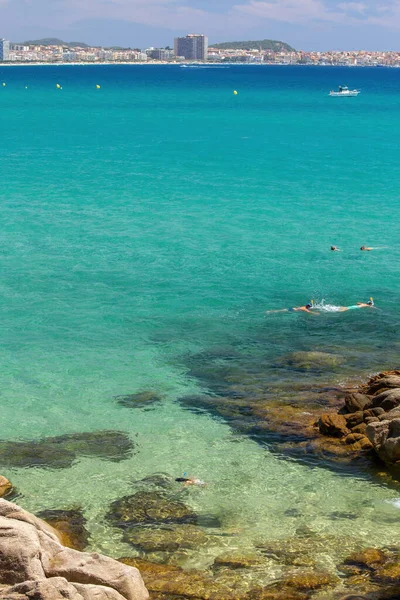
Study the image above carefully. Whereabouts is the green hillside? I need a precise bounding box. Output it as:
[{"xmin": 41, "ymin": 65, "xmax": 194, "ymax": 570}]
[
  {"xmin": 19, "ymin": 38, "xmax": 90, "ymax": 48},
  {"xmin": 210, "ymin": 39, "xmax": 295, "ymax": 52}
]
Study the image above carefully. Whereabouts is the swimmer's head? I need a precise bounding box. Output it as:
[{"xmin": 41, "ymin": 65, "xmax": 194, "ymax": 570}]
[
  {"xmin": 175, "ymin": 477, "xmax": 190, "ymax": 482},
  {"xmin": 367, "ymin": 298, "xmax": 374, "ymax": 306},
  {"xmin": 305, "ymin": 303, "xmax": 312, "ymax": 309},
  {"xmin": 360, "ymin": 246, "xmax": 365, "ymax": 250}
]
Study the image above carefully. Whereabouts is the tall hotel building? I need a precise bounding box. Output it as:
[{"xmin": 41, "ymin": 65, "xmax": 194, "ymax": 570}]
[
  {"xmin": 0, "ymin": 39, "xmax": 10, "ymax": 61},
  {"xmin": 174, "ymin": 34, "xmax": 208, "ymax": 61}
]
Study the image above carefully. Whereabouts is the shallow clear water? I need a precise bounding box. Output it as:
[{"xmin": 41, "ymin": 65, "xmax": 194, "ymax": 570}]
[{"xmin": 0, "ymin": 64, "xmax": 400, "ymax": 574}]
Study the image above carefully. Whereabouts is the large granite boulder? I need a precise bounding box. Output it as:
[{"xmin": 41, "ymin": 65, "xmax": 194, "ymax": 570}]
[
  {"xmin": 366, "ymin": 418, "xmax": 400, "ymax": 464},
  {"xmin": 367, "ymin": 389, "xmax": 400, "ymax": 412},
  {"xmin": 344, "ymin": 393, "xmax": 371, "ymax": 413},
  {"xmin": 0, "ymin": 499, "xmax": 148, "ymax": 600},
  {"xmin": 365, "ymin": 373, "xmax": 400, "ymax": 396}
]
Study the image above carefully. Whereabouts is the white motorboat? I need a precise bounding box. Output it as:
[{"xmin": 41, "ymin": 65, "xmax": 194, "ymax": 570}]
[{"xmin": 329, "ymin": 86, "xmax": 360, "ymax": 97}]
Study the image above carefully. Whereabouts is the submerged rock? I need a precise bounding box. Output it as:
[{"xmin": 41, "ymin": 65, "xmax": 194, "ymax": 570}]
[
  {"xmin": 36, "ymin": 508, "xmax": 89, "ymax": 551},
  {"xmin": 212, "ymin": 552, "xmax": 263, "ymax": 569},
  {"xmin": 343, "ymin": 547, "xmax": 388, "ymax": 570},
  {"xmin": 0, "ymin": 499, "xmax": 148, "ymax": 600},
  {"xmin": 279, "ymin": 569, "xmax": 339, "ymax": 590},
  {"xmin": 115, "ymin": 391, "xmax": 162, "ymax": 409},
  {"xmin": 119, "ymin": 557, "xmax": 259, "ymax": 599},
  {"xmin": 107, "ymin": 492, "xmax": 197, "ymax": 528},
  {"xmin": 123, "ymin": 524, "xmax": 209, "ymax": 553},
  {"xmin": 0, "ymin": 431, "xmax": 134, "ymax": 470},
  {"xmin": 0, "ymin": 476, "xmax": 12, "ymax": 498},
  {"xmin": 278, "ymin": 351, "xmax": 345, "ymax": 372}
]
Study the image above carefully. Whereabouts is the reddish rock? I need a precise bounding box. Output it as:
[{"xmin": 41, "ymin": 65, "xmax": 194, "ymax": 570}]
[
  {"xmin": 345, "ymin": 412, "xmax": 364, "ymax": 429},
  {"xmin": 280, "ymin": 570, "xmax": 339, "ymax": 590},
  {"xmin": 0, "ymin": 476, "xmax": 12, "ymax": 498},
  {"xmin": 351, "ymin": 423, "xmax": 367, "ymax": 435},
  {"xmin": 36, "ymin": 509, "xmax": 89, "ymax": 551},
  {"xmin": 318, "ymin": 414, "xmax": 349, "ymax": 438},
  {"xmin": 372, "ymin": 561, "xmax": 400, "ymax": 583},
  {"xmin": 344, "ymin": 547, "xmax": 388, "ymax": 570},
  {"xmin": 119, "ymin": 557, "xmax": 246, "ymax": 599}
]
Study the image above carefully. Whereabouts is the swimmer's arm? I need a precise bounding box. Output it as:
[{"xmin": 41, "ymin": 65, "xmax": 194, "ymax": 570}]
[{"xmin": 305, "ymin": 308, "xmax": 320, "ymax": 314}]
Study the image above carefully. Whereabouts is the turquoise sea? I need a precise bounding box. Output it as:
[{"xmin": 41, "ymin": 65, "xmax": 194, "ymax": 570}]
[{"xmin": 0, "ymin": 64, "xmax": 400, "ymax": 579}]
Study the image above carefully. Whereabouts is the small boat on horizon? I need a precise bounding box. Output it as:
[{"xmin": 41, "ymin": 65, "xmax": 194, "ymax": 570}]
[{"xmin": 329, "ymin": 86, "xmax": 360, "ymax": 97}]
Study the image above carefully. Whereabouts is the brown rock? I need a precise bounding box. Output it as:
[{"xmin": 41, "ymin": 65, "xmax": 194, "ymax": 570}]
[
  {"xmin": 213, "ymin": 552, "xmax": 263, "ymax": 569},
  {"xmin": 119, "ymin": 557, "xmax": 245, "ymax": 600},
  {"xmin": 107, "ymin": 492, "xmax": 197, "ymax": 528},
  {"xmin": 341, "ymin": 433, "xmax": 373, "ymax": 451},
  {"xmin": 36, "ymin": 509, "xmax": 89, "ymax": 551},
  {"xmin": 246, "ymin": 588, "xmax": 308, "ymax": 600},
  {"xmin": 0, "ymin": 477, "xmax": 12, "ymax": 499},
  {"xmin": 123, "ymin": 524, "xmax": 209, "ymax": 553},
  {"xmin": 345, "ymin": 393, "xmax": 371, "ymax": 413},
  {"xmin": 351, "ymin": 423, "xmax": 367, "ymax": 435},
  {"xmin": 372, "ymin": 561, "xmax": 400, "ymax": 583},
  {"xmin": 344, "ymin": 547, "xmax": 388, "ymax": 570},
  {"xmin": 363, "ymin": 407, "xmax": 385, "ymax": 418},
  {"xmin": 345, "ymin": 412, "xmax": 364, "ymax": 429},
  {"xmin": 318, "ymin": 414, "xmax": 349, "ymax": 438},
  {"xmin": 280, "ymin": 570, "xmax": 339, "ymax": 590}
]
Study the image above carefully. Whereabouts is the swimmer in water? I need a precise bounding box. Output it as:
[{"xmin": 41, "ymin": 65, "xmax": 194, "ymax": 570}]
[
  {"xmin": 266, "ymin": 302, "xmax": 319, "ymax": 315},
  {"xmin": 175, "ymin": 477, "xmax": 207, "ymax": 487},
  {"xmin": 338, "ymin": 298, "xmax": 375, "ymax": 311},
  {"xmin": 330, "ymin": 246, "xmax": 341, "ymax": 251},
  {"xmin": 360, "ymin": 246, "xmax": 373, "ymax": 251}
]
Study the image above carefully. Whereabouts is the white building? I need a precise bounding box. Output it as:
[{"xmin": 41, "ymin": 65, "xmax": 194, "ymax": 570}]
[{"xmin": 0, "ymin": 39, "xmax": 10, "ymax": 61}]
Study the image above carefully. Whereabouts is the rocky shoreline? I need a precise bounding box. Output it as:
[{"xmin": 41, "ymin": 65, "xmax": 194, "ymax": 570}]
[
  {"xmin": 318, "ymin": 370, "xmax": 400, "ymax": 471},
  {"xmin": 2, "ymin": 367, "xmax": 400, "ymax": 599}
]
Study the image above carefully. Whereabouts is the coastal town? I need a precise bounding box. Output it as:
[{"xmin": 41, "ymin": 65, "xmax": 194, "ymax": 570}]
[{"xmin": 1, "ymin": 35, "xmax": 400, "ymax": 66}]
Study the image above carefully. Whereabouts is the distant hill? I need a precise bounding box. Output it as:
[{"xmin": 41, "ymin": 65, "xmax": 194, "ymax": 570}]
[
  {"xmin": 210, "ymin": 39, "xmax": 295, "ymax": 52},
  {"xmin": 19, "ymin": 38, "xmax": 91, "ymax": 48}
]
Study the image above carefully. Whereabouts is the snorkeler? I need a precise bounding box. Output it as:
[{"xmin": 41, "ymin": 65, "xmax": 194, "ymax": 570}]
[
  {"xmin": 266, "ymin": 302, "xmax": 319, "ymax": 315},
  {"xmin": 175, "ymin": 477, "xmax": 207, "ymax": 487},
  {"xmin": 330, "ymin": 246, "xmax": 341, "ymax": 251},
  {"xmin": 360, "ymin": 246, "xmax": 373, "ymax": 251},
  {"xmin": 338, "ymin": 298, "xmax": 375, "ymax": 311}
]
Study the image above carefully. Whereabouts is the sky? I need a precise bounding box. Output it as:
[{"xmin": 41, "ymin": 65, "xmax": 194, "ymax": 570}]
[{"xmin": 2, "ymin": 0, "xmax": 400, "ymax": 51}]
